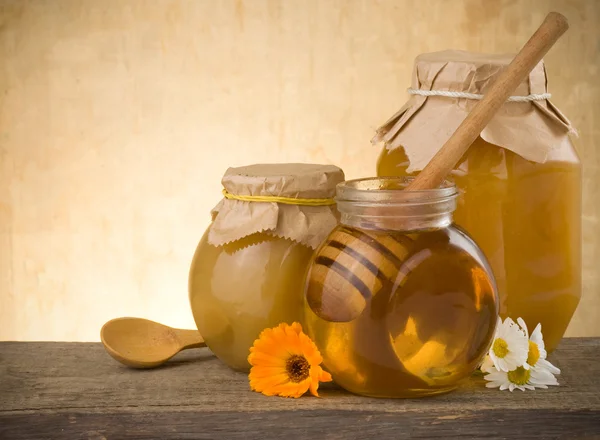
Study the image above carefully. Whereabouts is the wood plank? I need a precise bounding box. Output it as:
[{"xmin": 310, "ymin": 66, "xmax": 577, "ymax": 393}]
[
  {"xmin": 1, "ymin": 409, "xmax": 599, "ymax": 440},
  {"xmin": 1, "ymin": 339, "xmax": 599, "ymax": 412},
  {"xmin": 0, "ymin": 339, "xmax": 599, "ymax": 439}
]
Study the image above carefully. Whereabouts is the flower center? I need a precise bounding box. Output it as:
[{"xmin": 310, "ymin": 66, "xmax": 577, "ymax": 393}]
[
  {"xmin": 507, "ymin": 366, "xmax": 531, "ymax": 385},
  {"xmin": 286, "ymin": 355, "xmax": 310, "ymax": 383},
  {"xmin": 492, "ymin": 338, "xmax": 509, "ymax": 358},
  {"xmin": 527, "ymin": 341, "xmax": 540, "ymax": 366}
]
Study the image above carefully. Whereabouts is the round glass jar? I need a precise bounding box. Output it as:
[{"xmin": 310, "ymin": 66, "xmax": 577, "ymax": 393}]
[
  {"xmin": 189, "ymin": 164, "xmax": 344, "ymax": 372},
  {"xmin": 373, "ymin": 51, "xmax": 581, "ymax": 352},
  {"xmin": 304, "ymin": 177, "xmax": 498, "ymax": 398}
]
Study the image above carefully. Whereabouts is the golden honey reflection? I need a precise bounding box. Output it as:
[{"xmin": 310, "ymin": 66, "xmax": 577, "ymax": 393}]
[
  {"xmin": 305, "ymin": 226, "xmax": 498, "ymax": 398},
  {"xmin": 377, "ymin": 137, "xmax": 582, "ymax": 352}
]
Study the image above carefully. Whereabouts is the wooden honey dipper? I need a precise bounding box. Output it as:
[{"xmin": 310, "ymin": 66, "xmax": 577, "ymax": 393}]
[
  {"xmin": 306, "ymin": 12, "xmax": 569, "ymax": 323},
  {"xmin": 306, "ymin": 225, "xmax": 414, "ymax": 322}
]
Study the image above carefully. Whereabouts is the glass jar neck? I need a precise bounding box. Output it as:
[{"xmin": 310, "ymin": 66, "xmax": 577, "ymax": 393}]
[{"xmin": 335, "ymin": 177, "xmax": 458, "ymax": 232}]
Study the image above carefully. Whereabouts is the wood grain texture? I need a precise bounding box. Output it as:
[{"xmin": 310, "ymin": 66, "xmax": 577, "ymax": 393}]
[
  {"xmin": 1, "ymin": 340, "xmax": 599, "ymax": 439},
  {"xmin": 100, "ymin": 317, "xmax": 206, "ymax": 368},
  {"xmin": 0, "ymin": 0, "xmax": 598, "ymax": 341},
  {"xmin": 305, "ymin": 226, "xmax": 410, "ymax": 322}
]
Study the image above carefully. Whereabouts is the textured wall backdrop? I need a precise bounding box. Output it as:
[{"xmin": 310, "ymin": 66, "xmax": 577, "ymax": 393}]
[{"xmin": 1, "ymin": 0, "xmax": 598, "ymax": 341}]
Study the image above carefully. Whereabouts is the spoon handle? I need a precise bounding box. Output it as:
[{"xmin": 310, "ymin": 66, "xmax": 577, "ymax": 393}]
[{"xmin": 175, "ymin": 329, "xmax": 207, "ymax": 350}]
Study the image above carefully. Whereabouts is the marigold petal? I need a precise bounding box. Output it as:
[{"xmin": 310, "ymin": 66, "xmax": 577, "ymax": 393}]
[
  {"xmin": 308, "ymin": 369, "xmax": 321, "ymax": 397},
  {"xmin": 319, "ymin": 369, "xmax": 333, "ymax": 383},
  {"xmin": 252, "ymin": 330, "xmax": 280, "ymax": 349},
  {"xmin": 249, "ymin": 372, "xmax": 288, "ymax": 388},
  {"xmin": 250, "ymin": 340, "xmax": 275, "ymax": 356},
  {"xmin": 268, "ymin": 325, "xmax": 300, "ymax": 357},
  {"xmin": 280, "ymin": 326, "xmax": 303, "ymax": 354},
  {"xmin": 284, "ymin": 378, "xmax": 312, "ymax": 397},
  {"xmin": 282, "ymin": 389, "xmax": 304, "ymax": 398},
  {"xmin": 250, "ymin": 373, "xmax": 290, "ymax": 392},
  {"xmin": 250, "ymin": 339, "xmax": 289, "ymax": 360},
  {"xmin": 266, "ymin": 378, "xmax": 311, "ymax": 398},
  {"xmin": 249, "ymin": 366, "xmax": 288, "ymax": 380},
  {"xmin": 298, "ymin": 332, "xmax": 323, "ymax": 365},
  {"xmin": 255, "ymin": 327, "xmax": 276, "ymax": 344},
  {"xmin": 283, "ymin": 325, "xmax": 302, "ymax": 342},
  {"xmin": 259, "ymin": 388, "xmax": 278, "ymax": 397},
  {"xmin": 309, "ymin": 381, "xmax": 320, "ymax": 397},
  {"xmin": 290, "ymin": 322, "xmax": 303, "ymax": 335},
  {"xmin": 281, "ymin": 322, "xmax": 294, "ymax": 335},
  {"xmin": 248, "ymin": 351, "xmax": 287, "ymax": 367},
  {"xmin": 250, "ymin": 328, "xmax": 294, "ymax": 361}
]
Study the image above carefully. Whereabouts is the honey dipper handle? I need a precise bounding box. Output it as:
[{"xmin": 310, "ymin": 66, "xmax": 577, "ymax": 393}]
[{"xmin": 406, "ymin": 12, "xmax": 569, "ymax": 191}]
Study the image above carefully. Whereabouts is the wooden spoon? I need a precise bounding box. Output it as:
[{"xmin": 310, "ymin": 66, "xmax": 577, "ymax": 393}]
[
  {"xmin": 406, "ymin": 11, "xmax": 569, "ymax": 190},
  {"xmin": 101, "ymin": 317, "xmax": 206, "ymax": 368},
  {"xmin": 305, "ymin": 12, "xmax": 569, "ymax": 323}
]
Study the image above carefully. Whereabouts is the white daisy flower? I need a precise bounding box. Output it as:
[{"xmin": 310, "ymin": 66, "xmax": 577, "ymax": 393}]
[
  {"xmin": 489, "ymin": 317, "xmax": 529, "ymax": 372},
  {"xmin": 516, "ymin": 317, "xmax": 561, "ymax": 375},
  {"xmin": 484, "ymin": 364, "xmax": 559, "ymax": 391},
  {"xmin": 480, "ymin": 354, "xmax": 496, "ymax": 374}
]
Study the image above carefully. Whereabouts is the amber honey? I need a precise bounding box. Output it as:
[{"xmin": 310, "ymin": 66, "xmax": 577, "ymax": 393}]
[
  {"xmin": 377, "ymin": 137, "xmax": 581, "ymax": 352},
  {"xmin": 304, "ymin": 178, "xmax": 498, "ymax": 398},
  {"xmin": 189, "ymin": 230, "xmax": 313, "ymax": 371},
  {"xmin": 189, "ymin": 163, "xmax": 344, "ymax": 372}
]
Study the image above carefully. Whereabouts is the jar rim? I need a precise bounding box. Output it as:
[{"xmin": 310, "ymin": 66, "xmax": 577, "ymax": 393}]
[{"xmin": 336, "ymin": 177, "xmax": 458, "ymax": 205}]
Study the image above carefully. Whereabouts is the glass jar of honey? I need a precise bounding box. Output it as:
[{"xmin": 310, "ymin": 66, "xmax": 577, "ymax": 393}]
[
  {"xmin": 304, "ymin": 177, "xmax": 498, "ymax": 398},
  {"xmin": 189, "ymin": 163, "xmax": 345, "ymax": 371},
  {"xmin": 373, "ymin": 50, "xmax": 581, "ymax": 352}
]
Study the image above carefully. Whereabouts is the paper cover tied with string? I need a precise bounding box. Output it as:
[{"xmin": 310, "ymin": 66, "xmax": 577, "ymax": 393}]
[
  {"xmin": 372, "ymin": 50, "xmax": 577, "ymax": 172},
  {"xmin": 209, "ymin": 163, "xmax": 345, "ymax": 249}
]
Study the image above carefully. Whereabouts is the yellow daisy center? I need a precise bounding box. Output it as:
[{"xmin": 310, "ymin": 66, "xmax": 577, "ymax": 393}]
[
  {"xmin": 507, "ymin": 366, "xmax": 531, "ymax": 386},
  {"xmin": 527, "ymin": 341, "xmax": 540, "ymax": 366},
  {"xmin": 492, "ymin": 338, "xmax": 509, "ymax": 358},
  {"xmin": 286, "ymin": 355, "xmax": 310, "ymax": 383}
]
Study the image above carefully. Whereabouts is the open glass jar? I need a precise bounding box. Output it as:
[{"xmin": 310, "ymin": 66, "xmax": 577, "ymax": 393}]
[
  {"xmin": 304, "ymin": 177, "xmax": 498, "ymax": 398},
  {"xmin": 374, "ymin": 51, "xmax": 581, "ymax": 352},
  {"xmin": 189, "ymin": 164, "xmax": 344, "ymax": 372}
]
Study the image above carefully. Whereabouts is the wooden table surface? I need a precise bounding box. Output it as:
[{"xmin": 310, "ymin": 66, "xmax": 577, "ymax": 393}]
[{"xmin": 1, "ymin": 339, "xmax": 599, "ymax": 440}]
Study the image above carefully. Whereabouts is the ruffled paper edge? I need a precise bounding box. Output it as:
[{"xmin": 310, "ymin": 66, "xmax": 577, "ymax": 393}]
[
  {"xmin": 372, "ymin": 59, "xmax": 577, "ymax": 172},
  {"xmin": 208, "ymin": 199, "xmax": 340, "ymax": 250}
]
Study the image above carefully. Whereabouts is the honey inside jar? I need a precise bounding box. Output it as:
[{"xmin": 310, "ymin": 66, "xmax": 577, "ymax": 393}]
[
  {"xmin": 189, "ymin": 231, "xmax": 313, "ymax": 371},
  {"xmin": 304, "ymin": 178, "xmax": 498, "ymax": 398},
  {"xmin": 372, "ymin": 51, "xmax": 582, "ymax": 352},
  {"xmin": 377, "ymin": 137, "xmax": 581, "ymax": 352},
  {"xmin": 188, "ymin": 163, "xmax": 344, "ymax": 372}
]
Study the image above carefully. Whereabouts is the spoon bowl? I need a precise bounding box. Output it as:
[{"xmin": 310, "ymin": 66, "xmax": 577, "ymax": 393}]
[{"xmin": 101, "ymin": 317, "xmax": 206, "ymax": 368}]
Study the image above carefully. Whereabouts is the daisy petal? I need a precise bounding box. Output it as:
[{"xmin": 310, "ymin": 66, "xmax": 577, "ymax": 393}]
[
  {"xmin": 489, "ymin": 317, "xmax": 529, "ymax": 372},
  {"xmin": 537, "ymin": 358, "xmax": 561, "ymax": 375},
  {"xmin": 516, "ymin": 317, "xmax": 529, "ymax": 338}
]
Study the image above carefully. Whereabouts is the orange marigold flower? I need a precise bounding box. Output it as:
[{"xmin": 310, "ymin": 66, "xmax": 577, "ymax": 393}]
[{"xmin": 248, "ymin": 322, "xmax": 333, "ymax": 398}]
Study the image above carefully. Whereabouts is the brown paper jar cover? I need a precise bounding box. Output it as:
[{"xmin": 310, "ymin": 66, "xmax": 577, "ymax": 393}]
[
  {"xmin": 372, "ymin": 50, "xmax": 576, "ymax": 172},
  {"xmin": 208, "ymin": 163, "xmax": 345, "ymax": 249}
]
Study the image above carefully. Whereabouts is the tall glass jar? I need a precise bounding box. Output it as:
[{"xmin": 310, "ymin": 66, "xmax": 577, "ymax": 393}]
[
  {"xmin": 189, "ymin": 164, "xmax": 344, "ymax": 371},
  {"xmin": 304, "ymin": 177, "xmax": 498, "ymax": 398},
  {"xmin": 373, "ymin": 50, "xmax": 581, "ymax": 352}
]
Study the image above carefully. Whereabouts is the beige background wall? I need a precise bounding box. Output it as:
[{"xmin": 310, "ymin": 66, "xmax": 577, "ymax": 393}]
[{"xmin": 1, "ymin": 0, "xmax": 598, "ymax": 341}]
